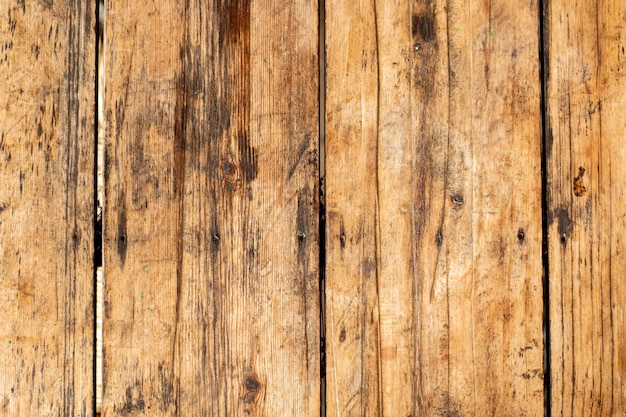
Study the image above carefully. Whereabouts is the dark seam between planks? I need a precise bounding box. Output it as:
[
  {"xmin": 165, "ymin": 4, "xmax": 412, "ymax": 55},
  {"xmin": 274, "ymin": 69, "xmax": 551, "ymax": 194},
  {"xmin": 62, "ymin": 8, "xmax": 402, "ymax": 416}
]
[
  {"xmin": 93, "ymin": 0, "xmax": 103, "ymax": 415},
  {"xmin": 538, "ymin": 0, "xmax": 551, "ymax": 414},
  {"xmin": 318, "ymin": 0, "xmax": 327, "ymax": 416},
  {"xmin": 372, "ymin": 1, "xmax": 384, "ymax": 415}
]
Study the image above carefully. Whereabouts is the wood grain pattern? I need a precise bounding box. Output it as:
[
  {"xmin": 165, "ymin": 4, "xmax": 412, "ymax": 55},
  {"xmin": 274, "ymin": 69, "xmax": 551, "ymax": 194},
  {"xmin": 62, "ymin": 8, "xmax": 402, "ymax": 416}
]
[
  {"xmin": 545, "ymin": 0, "xmax": 626, "ymax": 415},
  {"xmin": 325, "ymin": 0, "xmax": 544, "ymax": 415},
  {"xmin": 103, "ymin": 1, "xmax": 320, "ymax": 416},
  {"xmin": 0, "ymin": 1, "xmax": 95, "ymax": 415}
]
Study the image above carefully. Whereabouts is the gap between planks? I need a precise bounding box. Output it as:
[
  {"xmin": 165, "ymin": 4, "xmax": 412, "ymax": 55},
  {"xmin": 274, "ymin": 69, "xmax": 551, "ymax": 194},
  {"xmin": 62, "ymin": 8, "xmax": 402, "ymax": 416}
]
[{"xmin": 95, "ymin": 0, "xmax": 105, "ymax": 414}]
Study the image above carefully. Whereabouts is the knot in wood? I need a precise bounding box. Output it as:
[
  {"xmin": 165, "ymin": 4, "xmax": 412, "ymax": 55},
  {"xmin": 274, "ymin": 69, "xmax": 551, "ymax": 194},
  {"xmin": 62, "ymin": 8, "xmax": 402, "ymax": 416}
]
[{"xmin": 245, "ymin": 377, "xmax": 260, "ymax": 392}]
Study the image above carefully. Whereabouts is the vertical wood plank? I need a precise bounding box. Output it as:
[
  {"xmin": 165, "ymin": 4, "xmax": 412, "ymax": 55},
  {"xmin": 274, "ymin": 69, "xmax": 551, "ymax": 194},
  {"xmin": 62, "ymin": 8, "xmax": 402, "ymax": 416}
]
[
  {"xmin": 103, "ymin": 1, "xmax": 320, "ymax": 416},
  {"xmin": 325, "ymin": 0, "xmax": 544, "ymax": 415},
  {"xmin": 324, "ymin": 1, "xmax": 384, "ymax": 414},
  {"xmin": 545, "ymin": 0, "xmax": 626, "ymax": 415},
  {"xmin": 0, "ymin": 1, "xmax": 95, "ymax": 415}
]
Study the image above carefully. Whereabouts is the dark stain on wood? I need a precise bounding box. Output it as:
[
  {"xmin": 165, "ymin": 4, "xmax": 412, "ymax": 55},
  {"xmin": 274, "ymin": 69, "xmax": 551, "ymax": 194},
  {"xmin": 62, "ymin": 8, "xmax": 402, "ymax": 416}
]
[
  {"xmin": 71, "ymin": 227, "xmax": 79, "ymax": 251},
  {"xmin": 174, "ymin": 73, "xmax": 187, "ymax": 197},
  {"xmin": 286, "ymin": 140, "xmax": 310, "ymax": 182},
  {"xmin": 436, "ymin": 393, "xmax": 462, "ymax": 417},
  {"xmin": 224, "ymin": 0, "xmax": 251, "ymax": 45},
  {"xmin": 491, "ymin": 234, "xmax": 507, "ymax": 261},
  {"xmin": 114, "ymin": 97, "xmax": 127, "ymax": 154},
  {"xmin": 221, "ymin": 159, "xmax": 238, "ymax": 194},
  {"xmin": 549, "ymin": 207, "xmax": 573, "ymax": 244},
  {"xmin": 296, "ymin": 192, "xmax": 310, "ymax": 257},
  {"xmin": 361, "ymin": 258, "xmax": 376, "ymax": 279},
  {"xmin": 340, "ymin": 225, "xmax": 346, "ymax": 249},
  {"xmin": 573, "ymin": 166, "xmax": 586, "ymax": 196},
  {"xmin": 204, "ymin": 80, "xmax": 231, "ymax": 143},
  {"xmin": 244, "ymin": 376, "xmax": 260, "ymax": 392},
  {"xmin": 219, "ymin": 1, "xmax": 256, "ymax": 188},
  {"xmin": 412, "ymin": 13, "xmax": 435, "ymax": 42},
  {"xmin": 18, "ymin": 170, "xmax": 24, "ymax": 194},
  {"xmin": 238, "ymin": 132, "xmax": 257, "ymax": 182},
  {"xmin": 243, "ymin": 373, "xmax": 261, "ymax": 404},
  {"xmin": 117, "ymin": 192, "xmax": 127, "ymax": 266},
  {"xmin": 63, "ymin": 383, "xmax": 76, "ymax": 417},
  {"xmin": 174, "ymin": 36, "xmax": 189, "ymax": 374},
  {"xmin": 209, "ymin": 214, "xmax": 221, "ymax": 263},
  {"xmin": 157, "ymin": 362, "xmax": 174, "ymax": 412},
  {"xmin": 435, "ymin": 229, "xmax": 443, "ymax": 247},
  {"xmin": 118, "ymin": 384, "xmax": 145, "ymax": 416}
]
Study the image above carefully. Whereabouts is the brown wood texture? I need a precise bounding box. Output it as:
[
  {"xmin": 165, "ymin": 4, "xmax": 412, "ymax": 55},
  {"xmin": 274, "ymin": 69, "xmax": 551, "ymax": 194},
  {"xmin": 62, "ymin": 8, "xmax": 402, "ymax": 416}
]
[
  {"xmin": 0, "ymin": 1, "xmax": 95, "ymax": 416},
  {"xmin": 102, "ymin": 1, "xmax": 320, "ymax": 416},
  {"xmin": 325, "ymin": 1, "xmax": 544, "ymax": 415},
  {"xmin": 545, "ymin": 0, "xmax": 626, "ymax": 415}
]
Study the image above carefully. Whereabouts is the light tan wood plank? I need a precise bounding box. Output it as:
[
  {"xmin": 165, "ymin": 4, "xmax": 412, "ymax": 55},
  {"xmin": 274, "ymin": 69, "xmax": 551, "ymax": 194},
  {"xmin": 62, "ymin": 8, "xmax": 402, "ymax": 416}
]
[
  {"xmin": 325, "ymin": 0, "xmax": 544, "ymax": 415},
  {"xmin": 103, "ymin": 1, "xmax": 320, "ymax": 415},
  {"xmin": 0, "ymin": 1, "xmax": 96, "ymax": 415},
  {"xmin": 545, "ymin": 0, "xmax": 626, "ymax": 415},
  {"xmin": 324, "ymin": 1, "xmax": 382, "ymax": 414}
]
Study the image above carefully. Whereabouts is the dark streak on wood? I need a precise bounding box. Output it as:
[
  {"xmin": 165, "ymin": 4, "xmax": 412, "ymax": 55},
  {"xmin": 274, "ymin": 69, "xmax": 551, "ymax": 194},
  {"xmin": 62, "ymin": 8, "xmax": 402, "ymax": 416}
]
[
  {"xmin": 573, "ymin": 166, "xmax": 586, "ymax": 197},
  {"xmin": 172, "ymin": 8, "xmax": 190, "ymax": 415},
  {"xmin": 174, "ymin": 73, "xmax": 187, "ymax": 199},
  {"xmin": 116, "ymin": 191, "xmax": 127, "ymax": 266},
  {"xmin": 157, "ymin": 363, "xmax": 174, "ymax": 412},
  {"xmin": 548, "ymin": 207, "xmax": 573, "ymax": 242},
  {"xmin": 435, "ymin": 229, "xmax": 443, "ymax": 247},
  {"xmin": 296, "ymin": 190, "xmax": 310, "ymax": 256},
  {"xmin": 118, "ymin": 384, "xmax": 145, "ymax": 416},
  {"xmin": 286, "ymin": 139, "xmax": 309, "ymax": 182},
  {"xmin": 412, "ymin": 13, "xmax": 436, "ymax": 42},
  {"xmin": 340, "ymin": 225, "xmax": 346, "ymax": 249},
  {"xmin": 221, "ymin": 0, "xmax": 255, "ymax": 189}
]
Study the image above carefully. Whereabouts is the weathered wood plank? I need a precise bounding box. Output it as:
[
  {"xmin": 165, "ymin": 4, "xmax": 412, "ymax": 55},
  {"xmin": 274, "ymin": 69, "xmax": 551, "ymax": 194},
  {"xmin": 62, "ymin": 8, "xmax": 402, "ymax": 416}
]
[
  {"xmin": 545, "ymin": 0, "xmax": 626, "ymax": 415},
  {"xmin": 0, "ymin": 1, "xmax": 96, "ymax": 415},
  {"xmin": 325, "ymin": 0, "xmax": 544, "ymax": 415},
  {"xmin": 103, "ymin": 1, "xmax": 320, "ymax": 416}
]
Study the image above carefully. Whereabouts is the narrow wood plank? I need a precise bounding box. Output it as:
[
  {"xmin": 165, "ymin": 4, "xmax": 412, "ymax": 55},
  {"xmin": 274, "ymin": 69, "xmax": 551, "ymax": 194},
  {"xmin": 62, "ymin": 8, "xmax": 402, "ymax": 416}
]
[
  {"xmin": 325, "ymin": 0, "xmax": 544, "ymax": 415},
  {"xmin": 545, "ymin": 0, "xmax": 626, "ymax": 415},
  {"xmin": 0, "ymin": 1, "xmax": 95, "ymax": 415},
  {"xmin": 103, "ymin": 1, "xmax": 320, "ymax": 416}
]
